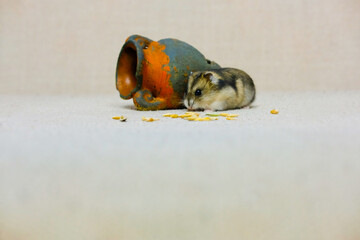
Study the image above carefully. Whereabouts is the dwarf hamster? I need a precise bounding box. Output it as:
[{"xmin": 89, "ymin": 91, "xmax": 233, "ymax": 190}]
[{"xmin": 184, "ymin": 68, "xmax": 256, "ymax": 111}]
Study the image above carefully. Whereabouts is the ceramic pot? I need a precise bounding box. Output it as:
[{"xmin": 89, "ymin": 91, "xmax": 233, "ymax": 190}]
[{"xmin": 115, "ymin": 35, "xmax": 220, "ymax": 110}]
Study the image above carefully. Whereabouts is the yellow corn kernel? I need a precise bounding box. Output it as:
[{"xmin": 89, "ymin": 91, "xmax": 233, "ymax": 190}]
[
  {"xmin": 142, "ymin": 117, "xmax": 159, "ymax": 122},
  {"xmin": 205, "ymin": 113, "xmax": 220, "ymax": 117},
  {"xmin": 270, "ymin": 109, "xmax": 279, "ymax": 114},
  {"xmin": 219, "ymin": 113, "xmax": 229, "ymax": 117},
  {"xmin": 209, "ymin": 117, "xmax": 218, "ymax": 120},
  {"xmin": 195, "ymin": 118, "xmax": 206, "ymax": 121},
  {"xmin": 227, "ymin": 114, "xmax": 239, "ymax": 118},
  {"xmin": 197, "ymin": 117, "xmax": 212, "ymax": 121},
  {"xmin": 186, "ymin": 117, "xmax": 197, "ymax": 121},
  {"xmin": 112, "ymin": 116, "xmax": 121, "ymax": 120},
  {"xmin": 226, "ymin": 117, "xmax": 237, "ymax": 120},
  {"xmin": 162, "ymin": 113, "xmax": 172, "ymax": 117},
  {"xmin": 170, "ymin": 114, "xmax": 179, "ymax": 118},
  {"xmin": 185, "ymin": 112, "xmax": 200, "ymax": 116}
]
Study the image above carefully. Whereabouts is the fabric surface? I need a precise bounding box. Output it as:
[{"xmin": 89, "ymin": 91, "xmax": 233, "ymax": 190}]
[{"xmin": 1, "ymin": 92, "xmax": 359, "ymax": 239}]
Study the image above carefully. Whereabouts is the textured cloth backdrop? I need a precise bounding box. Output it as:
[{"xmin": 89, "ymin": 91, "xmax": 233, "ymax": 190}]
[{"xmin": 1, "ymin": 0, "xmax": 359, "ymax": 94}]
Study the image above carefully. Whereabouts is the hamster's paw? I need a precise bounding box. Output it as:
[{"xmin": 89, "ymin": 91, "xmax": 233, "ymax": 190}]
[{"xmin": 208, "ymin": 101, "xmax": 224, "ymax": 111}]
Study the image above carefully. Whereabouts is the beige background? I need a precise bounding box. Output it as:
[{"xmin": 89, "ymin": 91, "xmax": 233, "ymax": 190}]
[{"xmin": 1, "ymin": 0, "xmax": 359, "ymax": 94}]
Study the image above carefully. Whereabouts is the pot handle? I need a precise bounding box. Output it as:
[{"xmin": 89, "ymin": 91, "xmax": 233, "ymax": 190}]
[{"xmin": 133, "ymin": 89, "xmax": 166, "ymax": 110}]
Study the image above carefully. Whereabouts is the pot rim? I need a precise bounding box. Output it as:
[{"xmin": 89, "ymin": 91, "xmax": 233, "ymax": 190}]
[{"xmin": 115, "ymin": 35, "xmax": 152, "ymax": 99}]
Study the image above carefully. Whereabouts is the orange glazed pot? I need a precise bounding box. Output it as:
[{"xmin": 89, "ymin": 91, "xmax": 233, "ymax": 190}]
[{"xmin": 116, "ymin": 35, "xmax": 220, "ymax": 110}]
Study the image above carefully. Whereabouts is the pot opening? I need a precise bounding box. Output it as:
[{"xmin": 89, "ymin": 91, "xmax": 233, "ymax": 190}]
[{"xmin": 116, "ymin": 43, "xmax": 138, "ymax": 99}]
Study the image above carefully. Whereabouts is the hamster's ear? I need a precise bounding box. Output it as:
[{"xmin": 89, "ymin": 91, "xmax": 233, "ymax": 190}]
[{"xmin": 204, "ymin": 72, "xmax": 217, "ymax": 84}]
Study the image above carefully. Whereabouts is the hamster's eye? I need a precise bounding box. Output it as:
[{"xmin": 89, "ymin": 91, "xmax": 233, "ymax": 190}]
[{"xmin": 195, "ymin": 89, "xmax": 202, "ymax": 96}]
